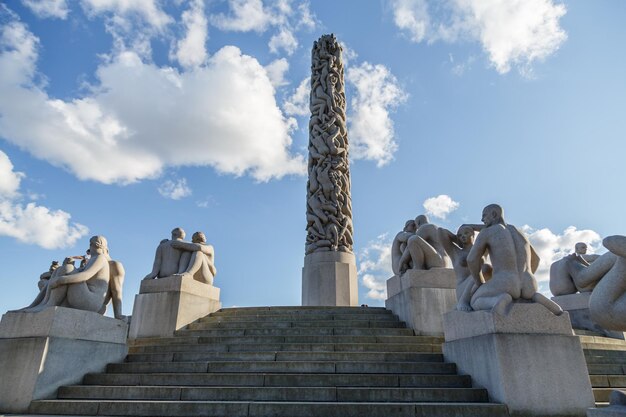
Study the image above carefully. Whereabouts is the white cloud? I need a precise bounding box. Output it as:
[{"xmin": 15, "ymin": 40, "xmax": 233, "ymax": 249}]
[
  {"xmin": 80, "ymin": 0, "xmax": 172, "ymax": 30},
  {"xmin": 522, "ymin": 225, "xmax": 602, "ymax": 287},
  {"xmin": 0, "ymin": 18, "xmax": 305, "ymax": 184},
  {"xmin": 391, "ymin": 0, "xmax": 430, "ymax": 42},
  {"xmin": 283, "ymin": 76, "xmax": 309, "ymax": 116},
  {"xmin": 0, "ymin": 150, "xmax": 88, "ymax": 249},
  {"xmin": 269, "ymin": 27, "xmax": 298, "ymax": 55},
  {"xmin": 0, "ymin": 150, "xmax": 24, "ymax": 197},
  {"xmin": 21, "ymin": 0, "xmax": 69, "ymax": 19},
  {"xmin": 422, "ymin": 194, "xmax": 460, "ymax": 219},
  {"xmin": 390, "ymin": 0, "xmax": 567, "ymax": 75},
  {"xmin": 211, "ymin": 0, "xmax": 316, "ymax": 56},
  {"xmin": 172, "ymin": 0, "xmax": 208, "ymax": 69},
  {"xmin": 347, "ymin": 62, "xmax": 407, "ymax": 167},
  {"xmin": 210, "ymin": 0, "xmax": 271, "ymax": 32},
  {"xmin": 158, "ymin": 178, "xmax": 192, "ymax": 200},
  {"xmin": 265, "ymin": 58, "xmax": 289, "ymax": 88},
  {"xmin": 358, "ymin": 234, "xmax": 393, "ymax": 301}
]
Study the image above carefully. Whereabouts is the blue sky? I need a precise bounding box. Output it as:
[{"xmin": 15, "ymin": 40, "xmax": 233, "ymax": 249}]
[{"xmin": 1, "ymin": 0, "xmax": 625, "ymax": 315}]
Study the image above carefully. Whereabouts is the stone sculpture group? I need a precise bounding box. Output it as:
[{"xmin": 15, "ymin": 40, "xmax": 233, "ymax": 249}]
[
  {"xmin": 393, "ymin": 203, "xmax": 626, "ymax": 330},
  {"xmin": 550, "ymin": 238, "xmax": 626, "ymax": 331},
  {"xmin": 13, "ymin": 227, "xmax": 217, "ymax": 321}
]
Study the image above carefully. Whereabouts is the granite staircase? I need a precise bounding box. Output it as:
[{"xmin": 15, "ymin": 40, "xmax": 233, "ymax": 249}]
[
  {"xmin": 580, "ymin": 331, "xmax": 626, "ymax": 406},
  {"xmin": 30, "ymin": 306, "xmax": 509, "ymax": 417}
]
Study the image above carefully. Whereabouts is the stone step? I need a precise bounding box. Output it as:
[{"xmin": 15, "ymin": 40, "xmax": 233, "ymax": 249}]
[
  {"xmin": 83, "ymin": 372, "xmax": 471, "ymax": 388},
  {"xmin": 126, "ymin": 351, "xmax": 443, "ymax": 363},
  {"xmin": 129, "ymin": 334, "xmax": 432, "ymax": 346},
  {"xmin": 586, "ymin": 355, "xmax": 626, "ymax": 365},
  {"xmin": 186, "ymin": 319, "xmax": 409, "ymax": 330},
  {"xmin": 30, "ymin": 400, "xmax": 510, "ymax": 417},
  {"xmin": 589, "ymin": 375, "xmax": 626, "ymax": 388},
  {"xmin": 585, "ymin": 349, "xmax": 626, "ymax": 359},
  {"xmin": 175, "ymin": 327, "xmax": 416, "ymax": 337},
  {"xmin": 587, "ymin": 364, "xmax": 626, "ymax": 375},
  {"xmin": 213, "ymin": 306, "xmax": 391, "ymax": 315},
  {"xmin": 582, "ymin": 343, "xmax": 626, "ymax": 351},
  {"xmin": 129, "ymin": 342, "xmax": 442, "ymax": 354},
  {"xmin": 199, "ymin": 313, "xmax": 399, "ymax": 322},
  {"xmin": 593, "ymin": 388, "xmax": 626, "ymax": 403},
  {"xmin": 106, "ymin": 361, "xmax": 457, "ymax": 375},
  {"xmin": 57, "ymin": 385, "xmax": 488, "ymax": 402}
]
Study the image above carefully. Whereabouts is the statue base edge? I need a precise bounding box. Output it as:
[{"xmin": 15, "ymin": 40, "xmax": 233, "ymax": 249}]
[{"xmin": 301, "ymin": 251, "xmax": 358, "ymax": 307}]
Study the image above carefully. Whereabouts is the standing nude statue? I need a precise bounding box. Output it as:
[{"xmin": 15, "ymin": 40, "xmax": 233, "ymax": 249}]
[
  {"xmin": 391, "ymin": 220, "xmax": 416, "ymax": 276},
  {"xmin": 464, "ymin": 204, "xmax": 562, "ymax": 315},
  {"xmin": 398, "ymin": 215, "xmax": 450, "ymax": 273}
]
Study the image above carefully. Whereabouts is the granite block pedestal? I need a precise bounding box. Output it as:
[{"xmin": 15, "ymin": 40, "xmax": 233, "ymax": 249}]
[
  {"xmin": 553, "ymin": 293, "xmax": 625, "ymax": 339},
  {"xmin": 385, "ymin": 268, "xmax": 456, "ymax": 335},
  {"xmin": 302, "ymin": 251, "xmax": 358, "ymax": 306},
  {"xmin": 129, "ymin": 275, "xmax": 221, "ymax": 339},
  {"xmin": 443, "ymin": 303, "xmax": 595, "ymax": 416},
  {"xmin": 0, "ymin": 307, "xmax": 128, "ymax": 413}
]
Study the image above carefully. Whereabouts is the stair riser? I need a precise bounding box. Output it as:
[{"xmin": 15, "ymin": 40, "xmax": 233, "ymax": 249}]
[
  {"xmin": 30, "ymin": 401, "xmax": 509, "ymax": 417},
  {"xmin": 201, "ymin": 314, "xmax": 399, "ymax": 322},
  {"xmin": 186, "ymin": 320, "xmax": 408, "ymax": 330},
  {"xmin": 129, "ymin": 343, "xmax": 441, "ymax": 354},
  {"xmin": 126, "ymin": 351, "xmax": 443, "ymax": 363},
  {"xmin": 176, "ymin": 328, "xmax": 416, "ymax": 337},
  {"xmin": 83, "ymin": 373, "xmax": 471, "ymax": 388},
  {"xmin": 58, "ymin": 386, "xmax": 487, "ymax": 402},
  {"xmin": 107, "ymin": 361, "xmax": 457, "ymax": 374},
  {"xmin": 132, "ymin": 335, "xmax": 433, "ymax": 346}
]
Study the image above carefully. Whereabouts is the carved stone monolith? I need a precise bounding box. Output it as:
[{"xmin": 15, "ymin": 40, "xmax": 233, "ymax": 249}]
[{"xmin": 302, "ymin": 34, "xmax": 357, "ymax": 306}]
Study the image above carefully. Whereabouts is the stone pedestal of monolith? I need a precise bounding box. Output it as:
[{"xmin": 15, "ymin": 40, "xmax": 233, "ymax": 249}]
[
  {"xmin": 129, "ymin": 275, "xmax": 221, "ymax": 339},
  {"xmin": 553, "ymin": 293, "xmax": 625, "ymax": 339},
  {"xmin": 443, "ymin": 303, "xmax": 594, "ymax": 417},
  {"xmin": 0, "ymin": 307, "xmax": 128, "ymax": 413},
  {"xmin": 302, "ymin": 251, "xmax": 358, "ymax": 306},
  {"xmin": 385, "ymin": 268, "xmax": 456, "ymax": 335}
]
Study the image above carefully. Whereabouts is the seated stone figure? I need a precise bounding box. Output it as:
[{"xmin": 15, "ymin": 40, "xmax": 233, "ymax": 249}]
[
  {"xmin": 172, "ymin": 231, "xmax": 217, "ymax": 285},
  {"xmin": 144, "ymin": 228, "xmax": 217, "ymax": 285},
  {"xmin": 38, "ymin": 260, "xmax": 59, "ymax": 291},
  {"xmin": 551, "ymin": 235, "xmax": 626, "ymax": 330},
  {"xmin": 398, "ymin": 215, "xmax": 450, "ymax": 273},
  {"xmin": 550, "ymin": 242, "xmax": 600, "ymax": 295},
  {"xmin": 438, "ymin": 225, "xmax": 493, "ymax": 311},
  {"xmin": 19, "ymin": 236, "xmax": 112, "ymax": 314},
  {"xmin": 391, "ymin": 219, "xmax": 416, "ymax": 276},
  {"xmin": 464, "ymin": 204, "xmax": 562, "ymax": 315}
]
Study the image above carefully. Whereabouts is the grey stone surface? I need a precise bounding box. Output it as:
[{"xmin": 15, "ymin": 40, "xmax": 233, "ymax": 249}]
[
  {"xmin": 385, "ymin": 269, "xmax": 456, "ymax": 336},
  {"xmin": 553, "ymin": 293, "xmax": 626, "ymax": 339},
  {"xmin": 305, "ymin": 34, "xmax": 353, "ymax": 256},
  {"xmin": 443, "ymin": 302, "xmax": 573, "ymax": 342},
  {"xmin": 129, "ymin": 279, "xmax": 221, "ymax": 339},
  {"xmin": 301, "ymin": 251, "xmax": 358, "ymax": 306},
  {"xmin": 0, "ymin": 308, "xmax": 127, "ymax": 413},
  {"xmin": 443, "ymin": 303, "xmax": 593, "ymax": 416},
  {"xmin": 0, "ymin": 307, "xmax": 127, "ymax": 344}
]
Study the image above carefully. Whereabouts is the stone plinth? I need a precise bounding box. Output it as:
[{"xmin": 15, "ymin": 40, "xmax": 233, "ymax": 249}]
[
  {"xmin": 553, "ymin": 293, "xmax": 625, "ymax": 339},
  {"xmin": 0, "ymin": 307, "xmax": 128, "ymax": 413},
  {"xmin": 443, "ymin": 303, "xmax": 594, "ymax": 417},
  {"xmin": 302, "ymin": 251, "xmax": 358, "ymax": 306},
  {"xmin": 129, "ymin": 275, "xmax": 221, "ymax": 339},
  {"xmin": 385, "ymin": 268, "xmax": 456, "ymax": 335}
]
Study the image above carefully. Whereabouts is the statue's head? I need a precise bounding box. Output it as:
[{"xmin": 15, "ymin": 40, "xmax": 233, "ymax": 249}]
[
  {"xmin": 89, "ymin": 235, "xmax": 108, "ymax": 254},
  {"xmin": 192, "ymin": 231, "xmax": 206, "ymax": 244},
  {"xmin": 575, "ymin": 242, "xmax": 588, "ymax": 255},
  {"xmin": 50, "ymin": 261, "xmax": 59, "ymax": 271},
  {"xmin": 415, "ymin": 214, "xmax": 429, "ymax": 228},
  {"xmin": 457, "ymin": 225, "xmax": 475, "ymax": 245},
  {"xmin": 63, "ymin": 257, "xmax": 75, "ymax": 266},
  {"xmin": 404, "ymin": 220, "xmax": 417, "ymax": 233},
  {"xmin": 171, "ymin": 227, "xmax": 185, "ymax": 240},
  {"xmin": 481, "ymin": 204, "xmax": 504, "ymax": 227}
]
